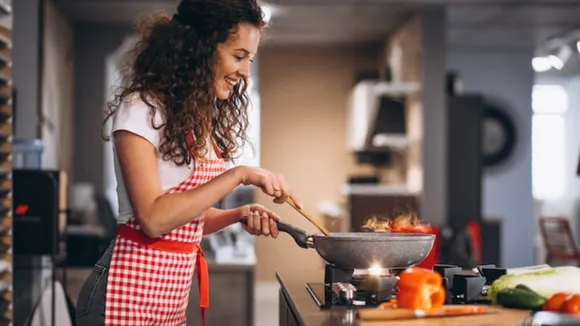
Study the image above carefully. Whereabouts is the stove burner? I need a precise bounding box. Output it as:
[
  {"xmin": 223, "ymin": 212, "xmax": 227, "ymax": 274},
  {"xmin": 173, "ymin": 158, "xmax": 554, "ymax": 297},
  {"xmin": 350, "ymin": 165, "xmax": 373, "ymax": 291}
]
[
  {"xmin": 307, "ymin": 263, "xmax": 508, "ymax": 309},
  {"xmin": 307, "ymin": 264, "xmax": 398, "ymax": 309},
  {"xmin": 331, "ymin": 283, "xmax": 356, "ymax": 305},
  {"xmin": 432, "ymin": 264, "xmax": 494, "ymax": 304}
]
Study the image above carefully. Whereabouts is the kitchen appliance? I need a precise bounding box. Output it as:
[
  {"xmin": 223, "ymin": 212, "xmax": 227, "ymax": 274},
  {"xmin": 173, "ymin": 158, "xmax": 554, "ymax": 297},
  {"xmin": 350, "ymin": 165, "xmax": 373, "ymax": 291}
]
[
  {"xmin": 306, "ymin": 263, "xmax": 511, "ymax": 309},
  {"xmin": 12, "ymin": 169, "xmax": 70, "ymax": 326},
  {"xmin": 13, "ymin": 169, "xmax": 67, "ymax": 256},
  {"xmin": 346, "ymin": 81, "xmax": 417, "ymax": 154}
]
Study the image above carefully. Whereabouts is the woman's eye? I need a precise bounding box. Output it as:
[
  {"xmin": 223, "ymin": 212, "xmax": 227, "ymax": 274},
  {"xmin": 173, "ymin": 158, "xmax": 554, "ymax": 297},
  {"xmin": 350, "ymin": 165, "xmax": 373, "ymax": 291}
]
[{"xmin": 235, "ymin": 56, "xmax": 244, "ymax": 61}]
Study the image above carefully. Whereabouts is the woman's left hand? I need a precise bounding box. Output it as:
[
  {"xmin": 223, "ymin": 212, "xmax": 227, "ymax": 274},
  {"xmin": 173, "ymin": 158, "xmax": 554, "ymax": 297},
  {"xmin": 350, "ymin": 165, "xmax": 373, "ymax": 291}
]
[{"xmin": 239, "ymin": 204, "xmax": 280, "ymax": 238}]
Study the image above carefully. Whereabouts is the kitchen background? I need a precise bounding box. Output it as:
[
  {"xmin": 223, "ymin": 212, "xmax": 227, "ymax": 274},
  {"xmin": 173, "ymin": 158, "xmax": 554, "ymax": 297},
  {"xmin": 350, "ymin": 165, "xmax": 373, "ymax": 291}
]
[{"xmin": 1, "ymin": 0, "xmax": 580, "ymax": 324}]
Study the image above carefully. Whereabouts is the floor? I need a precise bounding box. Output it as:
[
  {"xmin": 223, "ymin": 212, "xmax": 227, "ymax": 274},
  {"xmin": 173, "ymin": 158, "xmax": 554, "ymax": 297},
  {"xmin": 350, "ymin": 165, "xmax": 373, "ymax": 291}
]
[{"xmin": 254, "ymin": 282, "xmax": 280, "ymax": 326}]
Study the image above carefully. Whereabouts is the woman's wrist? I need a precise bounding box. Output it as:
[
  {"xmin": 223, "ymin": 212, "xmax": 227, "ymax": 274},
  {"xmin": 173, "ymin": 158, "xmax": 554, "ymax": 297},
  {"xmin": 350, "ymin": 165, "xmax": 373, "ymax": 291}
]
[
  {"xmin": 233, "ymin": 206, "xmax": 246, "ymax": 220},
  {"xmin": 229, "ymin": 165, "xmax": 246, "ymax": 185}
]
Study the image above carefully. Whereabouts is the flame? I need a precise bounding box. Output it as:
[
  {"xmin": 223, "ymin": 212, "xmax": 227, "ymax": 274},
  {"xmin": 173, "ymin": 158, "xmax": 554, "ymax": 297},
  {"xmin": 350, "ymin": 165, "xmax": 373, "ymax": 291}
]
[
  {"xmin": 368, "ymin": 264, "xmax": 384, "ymax": 276},
  {"xmin": 361, "ymin": 212, "xmax": 430, "ymax": 233}
]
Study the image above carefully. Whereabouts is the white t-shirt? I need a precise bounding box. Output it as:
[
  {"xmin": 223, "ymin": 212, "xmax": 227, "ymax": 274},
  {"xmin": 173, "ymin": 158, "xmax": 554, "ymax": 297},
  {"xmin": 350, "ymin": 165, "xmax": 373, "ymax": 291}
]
[{"xmin": 111, "ymin": 95, "xmax": 218, "ymax": 224}]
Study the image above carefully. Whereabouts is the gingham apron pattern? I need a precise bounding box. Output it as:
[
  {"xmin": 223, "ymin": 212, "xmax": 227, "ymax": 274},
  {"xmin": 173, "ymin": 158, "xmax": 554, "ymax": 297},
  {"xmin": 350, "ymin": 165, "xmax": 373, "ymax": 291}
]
[{"xmin": 104, "ymin": 134, "xmax": 225, "ymax": 326}]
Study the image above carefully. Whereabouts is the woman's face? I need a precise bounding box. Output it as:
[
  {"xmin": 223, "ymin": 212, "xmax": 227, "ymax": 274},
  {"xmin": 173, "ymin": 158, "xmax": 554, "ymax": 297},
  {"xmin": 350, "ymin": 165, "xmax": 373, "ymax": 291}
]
[{"xmin": 214, "ymin": 23, "xmax": 260, "ymax": 100}]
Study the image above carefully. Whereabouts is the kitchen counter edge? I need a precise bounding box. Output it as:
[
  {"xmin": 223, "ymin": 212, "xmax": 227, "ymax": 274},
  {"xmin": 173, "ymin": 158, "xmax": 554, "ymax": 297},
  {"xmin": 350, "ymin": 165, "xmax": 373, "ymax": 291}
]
[{"xmin": 276, "ymin": 271, "xmax": 353, "ymax": 326}]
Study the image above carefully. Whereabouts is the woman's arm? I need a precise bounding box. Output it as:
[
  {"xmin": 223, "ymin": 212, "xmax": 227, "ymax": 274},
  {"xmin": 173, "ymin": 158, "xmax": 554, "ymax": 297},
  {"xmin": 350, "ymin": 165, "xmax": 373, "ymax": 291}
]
[
  {"xmin": 203, "ymin": 207, "xmax": 242, "ymax": 235},
  {"xmin": 204, "ymin": 205, "xmax": 281, "ymax": 237},
  {"xmin": 115, "ymin": 130, "xmax": 243, "ymax": 238},
  {"xmin": 115, "ymin": 130, "xmax": 298, "ymax": 239}
]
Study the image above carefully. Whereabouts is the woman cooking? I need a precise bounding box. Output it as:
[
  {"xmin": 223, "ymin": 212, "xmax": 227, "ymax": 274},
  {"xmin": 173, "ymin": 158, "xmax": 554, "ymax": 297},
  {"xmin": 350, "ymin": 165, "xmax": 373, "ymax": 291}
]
[{"xmin": 75, "ymin": 0, "xmax": 300, "ymax": 325}]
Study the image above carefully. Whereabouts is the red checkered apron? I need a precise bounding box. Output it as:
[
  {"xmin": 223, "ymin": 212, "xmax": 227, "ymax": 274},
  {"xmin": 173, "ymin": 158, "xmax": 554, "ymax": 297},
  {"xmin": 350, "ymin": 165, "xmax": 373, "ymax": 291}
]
[{"xmin": 104, "ymin": 133, "xmax": 225, "ymax": 326}]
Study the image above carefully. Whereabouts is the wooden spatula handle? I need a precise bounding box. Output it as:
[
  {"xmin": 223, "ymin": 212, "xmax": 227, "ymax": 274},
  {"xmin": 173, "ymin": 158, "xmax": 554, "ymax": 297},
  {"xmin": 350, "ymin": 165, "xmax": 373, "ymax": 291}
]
[{"xmin": 286, "ymin": 198, "xmax": 331, "ymax": 236}]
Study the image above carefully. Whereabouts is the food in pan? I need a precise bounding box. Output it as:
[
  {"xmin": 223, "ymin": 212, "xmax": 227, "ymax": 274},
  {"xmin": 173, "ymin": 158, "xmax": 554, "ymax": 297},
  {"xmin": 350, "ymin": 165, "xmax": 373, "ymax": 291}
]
[{"xmin": 361, "ymin": 214, "xmax": 431, "ymax": 233}]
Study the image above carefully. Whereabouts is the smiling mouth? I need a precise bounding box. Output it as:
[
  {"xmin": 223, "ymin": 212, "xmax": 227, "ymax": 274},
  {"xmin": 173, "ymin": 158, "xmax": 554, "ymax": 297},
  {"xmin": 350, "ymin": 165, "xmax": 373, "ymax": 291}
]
[{"xmin": 225, "ymin": 77, "xmax": 238, "ymax": 88}]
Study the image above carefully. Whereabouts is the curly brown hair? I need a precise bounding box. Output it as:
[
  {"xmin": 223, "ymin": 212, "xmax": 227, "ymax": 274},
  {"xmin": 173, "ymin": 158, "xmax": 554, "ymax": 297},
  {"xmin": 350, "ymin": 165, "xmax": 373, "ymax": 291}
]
[{"xmin": 103, "ymin": 0, "xmax": 266, "ymax": 165}]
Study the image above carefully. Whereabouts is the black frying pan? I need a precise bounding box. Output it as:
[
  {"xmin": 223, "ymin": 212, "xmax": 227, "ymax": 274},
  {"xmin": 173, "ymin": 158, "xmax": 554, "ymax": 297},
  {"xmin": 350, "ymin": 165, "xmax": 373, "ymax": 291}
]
[{"xmin": 240, "ymin": 217, "xmax": 435, "ymax": 269}]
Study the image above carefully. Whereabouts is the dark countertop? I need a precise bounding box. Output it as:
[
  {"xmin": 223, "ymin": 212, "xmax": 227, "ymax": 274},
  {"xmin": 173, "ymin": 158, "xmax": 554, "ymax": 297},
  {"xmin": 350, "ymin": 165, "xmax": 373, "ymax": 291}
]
[
  {"xmin": 276, "ymin": 271, "xmax": 359, "ymax": 326},
  {"xmin": 274, "ymin": 271, "xmax": 549, "ymax": 326}
]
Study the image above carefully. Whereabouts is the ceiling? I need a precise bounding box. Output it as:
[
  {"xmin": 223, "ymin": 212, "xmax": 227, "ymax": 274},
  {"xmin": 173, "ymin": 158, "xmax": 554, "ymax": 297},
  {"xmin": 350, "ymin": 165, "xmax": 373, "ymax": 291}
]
[{"xmin": 57, "ymin": 0, "xmax": 580, "ymax": 49}]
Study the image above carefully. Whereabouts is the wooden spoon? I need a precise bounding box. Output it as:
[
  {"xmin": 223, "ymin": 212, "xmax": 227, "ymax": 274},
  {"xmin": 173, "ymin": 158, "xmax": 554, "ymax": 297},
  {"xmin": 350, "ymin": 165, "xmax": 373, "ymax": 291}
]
[{"xmin": 286, "ymin": 198, "xmax": 331, "ymax": 236}]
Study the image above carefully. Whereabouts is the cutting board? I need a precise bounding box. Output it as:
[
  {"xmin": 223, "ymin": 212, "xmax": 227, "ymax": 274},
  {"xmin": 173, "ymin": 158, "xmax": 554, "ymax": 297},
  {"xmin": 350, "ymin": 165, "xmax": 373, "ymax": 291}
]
[{"xmin": 358, "ymin": 307, "xmax": 531, "ymax": 326}]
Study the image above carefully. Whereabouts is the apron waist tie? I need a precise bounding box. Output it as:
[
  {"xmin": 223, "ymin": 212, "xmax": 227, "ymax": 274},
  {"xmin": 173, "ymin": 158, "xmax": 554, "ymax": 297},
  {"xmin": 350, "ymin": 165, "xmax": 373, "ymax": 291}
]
[{"xmin": 117, "ymin": 224, "xmax": 209, "ymax": 326}]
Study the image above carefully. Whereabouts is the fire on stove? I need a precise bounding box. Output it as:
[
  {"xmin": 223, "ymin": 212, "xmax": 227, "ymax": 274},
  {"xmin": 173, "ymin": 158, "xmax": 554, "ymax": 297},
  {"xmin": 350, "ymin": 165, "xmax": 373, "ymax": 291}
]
[{"xmin": 306, "ymin": 263, "xmax": 511, "ymax": 309}]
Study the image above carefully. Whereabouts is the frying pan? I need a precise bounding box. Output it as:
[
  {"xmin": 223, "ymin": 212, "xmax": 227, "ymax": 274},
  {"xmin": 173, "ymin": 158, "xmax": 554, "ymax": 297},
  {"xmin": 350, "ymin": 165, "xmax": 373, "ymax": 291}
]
[{"xmin": 240, "ymin": 217, "xmax": 435, "ymax": 269}]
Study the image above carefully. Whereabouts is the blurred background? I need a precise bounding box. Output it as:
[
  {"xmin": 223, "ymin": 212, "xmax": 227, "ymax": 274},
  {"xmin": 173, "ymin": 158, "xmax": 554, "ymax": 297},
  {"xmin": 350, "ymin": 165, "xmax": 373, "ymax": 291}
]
[{"xmin": 1, "ymin": 0, "xmax": 579, "ymax": 325}]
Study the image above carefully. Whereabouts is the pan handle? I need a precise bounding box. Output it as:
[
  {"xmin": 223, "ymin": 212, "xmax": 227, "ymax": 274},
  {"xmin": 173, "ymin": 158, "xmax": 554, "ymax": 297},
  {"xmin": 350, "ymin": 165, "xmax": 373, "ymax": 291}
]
[{"xmin": 239, "ymin": 217, "xmax": 311, "ymax": 249}]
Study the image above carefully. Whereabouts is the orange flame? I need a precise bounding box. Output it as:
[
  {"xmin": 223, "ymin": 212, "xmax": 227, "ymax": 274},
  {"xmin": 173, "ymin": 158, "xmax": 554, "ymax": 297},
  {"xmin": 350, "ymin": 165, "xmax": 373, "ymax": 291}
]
[{"xmin": 361, "ymin": 213, "xmax": 430, "ymax": 233}]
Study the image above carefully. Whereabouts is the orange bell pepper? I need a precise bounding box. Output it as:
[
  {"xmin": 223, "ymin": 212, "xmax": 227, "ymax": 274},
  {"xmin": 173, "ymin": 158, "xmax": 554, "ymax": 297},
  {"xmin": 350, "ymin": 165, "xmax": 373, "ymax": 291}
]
[{"xmin": 396, "ymin": 267, "xmax": 446, "ymax": 312}]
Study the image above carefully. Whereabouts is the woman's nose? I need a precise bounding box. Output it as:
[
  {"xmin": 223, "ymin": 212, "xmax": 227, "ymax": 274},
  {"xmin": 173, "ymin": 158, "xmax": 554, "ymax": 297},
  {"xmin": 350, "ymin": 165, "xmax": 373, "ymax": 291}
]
[{"xmin": 238, "ymin": 61, "xmax": 251, "ymax": 78}]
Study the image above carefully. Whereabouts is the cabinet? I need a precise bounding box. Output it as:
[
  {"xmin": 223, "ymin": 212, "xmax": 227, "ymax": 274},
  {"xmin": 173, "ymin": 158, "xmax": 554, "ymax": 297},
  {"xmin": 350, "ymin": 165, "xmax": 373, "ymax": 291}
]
[
  {"xmin": 187, "ymin": 264, "xmax": 254, "ymax": 326},
  {"xmin": 279, "ymin": 289, "xmax": 300, "ymax": 326}
]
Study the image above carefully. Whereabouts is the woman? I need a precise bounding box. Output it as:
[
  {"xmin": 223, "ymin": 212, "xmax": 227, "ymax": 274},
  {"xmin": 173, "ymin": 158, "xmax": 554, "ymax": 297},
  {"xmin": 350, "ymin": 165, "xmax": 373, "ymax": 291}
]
[{"xmin": 75, "ymin": 0, "xmax": 300, "ymax": 325}]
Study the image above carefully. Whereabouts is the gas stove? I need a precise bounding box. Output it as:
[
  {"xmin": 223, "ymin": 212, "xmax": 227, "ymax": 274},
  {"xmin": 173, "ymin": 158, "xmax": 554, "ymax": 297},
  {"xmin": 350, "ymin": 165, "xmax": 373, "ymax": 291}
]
[{"xmin": 306, "ymin": 263, "xmax": 510, "ymax": 309}]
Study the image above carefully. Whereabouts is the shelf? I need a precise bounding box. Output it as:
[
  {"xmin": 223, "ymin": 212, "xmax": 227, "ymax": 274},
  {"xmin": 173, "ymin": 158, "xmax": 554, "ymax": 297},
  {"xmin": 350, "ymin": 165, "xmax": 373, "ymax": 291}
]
[
  {"xmin": 372, "ymin": 82, "xmax": 420, "ymax": 97},
  {"xmin": 0, "ymin": 74, "xmax": 9, "ymax": 87},
  {"xmin": 0, "ymin": 35, "xmax": 9, "ymax": 51},
  {"xmin": 0, "ymin": 23, "xmax": 12, "ymax": 325},
  {"xmin": 0, "ymin": 54, "xmax": 9, "ymax": 69},
  {"xmin": 0, "ymin": 87, "xmax": 10, "ymax": 106},
  {"xmin": 0, "ymin": 4, "xmax": 11, "ymax": 16}
]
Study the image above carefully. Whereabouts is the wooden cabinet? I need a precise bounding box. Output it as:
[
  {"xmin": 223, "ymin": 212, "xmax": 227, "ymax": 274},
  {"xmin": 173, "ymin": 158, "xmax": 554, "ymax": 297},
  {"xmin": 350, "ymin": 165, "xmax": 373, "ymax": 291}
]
[{"xmin": 187, "ymin": 264, "xmax": 254, "ymax": 326}]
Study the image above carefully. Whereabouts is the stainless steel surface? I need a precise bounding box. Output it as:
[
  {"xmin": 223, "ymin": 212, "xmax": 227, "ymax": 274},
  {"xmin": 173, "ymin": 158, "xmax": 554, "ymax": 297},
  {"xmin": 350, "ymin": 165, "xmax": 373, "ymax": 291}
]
[
  {"xmin": 311, "ymin": 232, "xmax": 435, "ymax": 269},
  {"xmin": 520, "ymin": 311, "xmax": 580, "ymax": 326},
  {"xmin": 332, "ymin": 282, "xmax": 356, "ymax": 302}
]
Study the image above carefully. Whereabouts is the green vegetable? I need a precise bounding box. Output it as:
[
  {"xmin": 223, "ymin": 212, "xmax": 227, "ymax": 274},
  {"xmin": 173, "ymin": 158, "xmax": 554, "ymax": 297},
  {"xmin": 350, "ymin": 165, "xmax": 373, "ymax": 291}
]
[
  {"xmin": 495, "ymin": 286, "xmax": 546, "ymax": 310},
  {"xmin": 488, "ymin": 266, "xmax": 580, "ymax": 305},
  {"xmin": 514, "ymin": 284, "xmax": 536, "ymax": 293}
]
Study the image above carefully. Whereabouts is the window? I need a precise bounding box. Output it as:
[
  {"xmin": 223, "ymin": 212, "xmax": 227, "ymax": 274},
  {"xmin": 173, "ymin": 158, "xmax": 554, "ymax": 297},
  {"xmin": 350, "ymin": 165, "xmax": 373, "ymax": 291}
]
[{"xmin": 531, "ymin": 85, "xmax": 567, "ymax": 200}]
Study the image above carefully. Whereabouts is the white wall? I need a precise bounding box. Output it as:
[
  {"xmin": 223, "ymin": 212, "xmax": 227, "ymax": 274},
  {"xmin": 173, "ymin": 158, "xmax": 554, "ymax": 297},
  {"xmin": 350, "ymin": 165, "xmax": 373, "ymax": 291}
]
[
  {"xmin": 447, "ymin": 49, "xmax": 535, "ymax": 268},
  {"xmin": 534, "ymin": 75, "xmax": 580, "ymax": 243}
]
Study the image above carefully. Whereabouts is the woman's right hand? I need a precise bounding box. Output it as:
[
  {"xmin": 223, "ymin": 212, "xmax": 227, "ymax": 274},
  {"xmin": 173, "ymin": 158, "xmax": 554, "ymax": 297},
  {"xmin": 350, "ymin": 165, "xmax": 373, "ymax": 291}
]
[{"xmin": 233, "ymin": 166, "xmax": 303, "ymax": 208}]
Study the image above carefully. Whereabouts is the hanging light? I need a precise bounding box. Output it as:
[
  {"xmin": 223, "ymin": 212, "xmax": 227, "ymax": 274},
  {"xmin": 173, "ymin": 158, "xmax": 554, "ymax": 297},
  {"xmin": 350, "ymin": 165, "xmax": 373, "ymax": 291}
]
[
  {"xmin": 547, "ymin": 45, "xmax": 572, "ymax": 70},
  {"xmin": 531, "ymin": 57, "xmax": 551, "ymax": 72}
]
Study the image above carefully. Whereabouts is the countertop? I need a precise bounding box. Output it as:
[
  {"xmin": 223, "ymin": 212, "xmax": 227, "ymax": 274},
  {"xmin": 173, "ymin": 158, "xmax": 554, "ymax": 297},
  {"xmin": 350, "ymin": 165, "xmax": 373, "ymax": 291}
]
[{"xmin": 275, "ymin": 271, "xmax": 534, "ymax": 326}]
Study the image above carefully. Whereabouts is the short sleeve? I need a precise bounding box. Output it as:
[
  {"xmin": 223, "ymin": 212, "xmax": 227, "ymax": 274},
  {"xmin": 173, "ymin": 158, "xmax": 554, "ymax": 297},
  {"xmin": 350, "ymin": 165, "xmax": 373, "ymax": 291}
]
[{"xmin": 111, "ymin": 95, "xmax": 163, "ymax": 148}]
